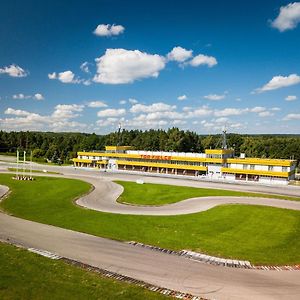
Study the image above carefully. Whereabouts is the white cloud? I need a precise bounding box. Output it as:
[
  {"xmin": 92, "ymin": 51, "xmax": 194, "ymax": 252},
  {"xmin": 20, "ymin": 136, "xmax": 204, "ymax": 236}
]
[
  {"xmin": 52, "ymin": 104, "xmax": 84, "ymax": 119},
  {"xmin": 125, "ymin": 117, "xmax": 168, "ymax": 129},
  {"xmin": 189, "ymin": 54, "xmax": 217, "ymax": 67},
  {"xmin": 249, "ymin": 106, "xmax": 266, "ymax": 113},
  {"xmin": 172, "ymin": 119, "xmax": 187, "ymax": 125},
  {"xmin": 48, "ymin": 72, "xmax": 57, "ymax": 79},
  {"xmin": 188, "ymin": 106, "xmax": 213, "ymax": 117},
  {"xmin": 214, "ymin": 108, "xmax": 245, "ymax": 117},
  {"xmin": 12, "ymin": 93, "xmax": 44, "ymax": 100},
  {"xmin": 57, "ymin": 71, "xmax": 78, "ymax": 83},
  {"xmin": 167, "ymin": 46, "xmax": 193, "ymax": 62},
  {"xmin": 80, "ymin": 61, "xmax": 90, "ymax": 73},
  {"xmin": 87, "ymin": 101, "xmax": 108, "ymax": 108},
  {"xmin": 48, "ymin": 70, "xmax": 80, "ymax": 84},
  {"xmin": 283, "ymin": 113, "xmax": 300, "ymax": 120},
  {"xmin": 2, "ymin": 104, "xmax": 88, "ymax": 132},
  {"xmin": 119, "ymin": 100, "xmax": 127, "ymax": 105},
  {"xmin": 34, "ymin": 93, "xmax": 44, "ymax": 101},
  {"xmin": 93, "ymin": 24, "xmax": 125, "ymax": 37},
  {"xmin": 50, "ymin": 121, "xmax": 88, "ymax": 131},
  {"xmin": 96, "ymin": 117, "xmax": 119, "ymax": 127},
  {"xmin": 271, "ymin": 107, "xmax": 281, "ymax": 111},
  {"xmin": 254, "ymin": 74, "xmax": 300, "ymax": 93},
  {"xmin": 13, "ymin": 93, "xmax": 30, "ymax": 99},
  {"xmin": 215, "ymin": 117, "xmax": 229, "ymax": 123},
  {"xmin": 183, "ymin": 106, "xmax": 192, "ymax": 111},
  {"xmin": 271, "ymin": 2, "xmax": 300, "ymax": 32},
  {"xmin": 97, "ymin": 108, "xmax": 126, "ymax": 117},
  {"xmin": 229, "ymin": 122, "xmax": 244, "ymax": 129},
  {"xmin": 177, "ymin": 94, "xmax": 187, "ymax": 101},
  {"xmin": 5, "ymin": 108, "xmax": 32, "ymax": 116},
  {"xmin": 258, "ymin": 111, "xmax": 273, "ymax": 117},
  {"xmin": 93, "ymin": 48, "xmax": 166, "ymax": 84},
  {"xmin": 285, "ymin": 95, "xmax": 297, "ymax": 101},
  {"xmin": 204, "ymin": 94, "xmax": 225, "ymax": 101},
  {"xmin": 130, "ymin": 102, "xmax": 176, "ymax": 113},
  {"xmin": 0, "ymin": 64, "xmax": 28, "ymax": 77},
  {"xmin": 83, "ymin": 79, "xmax": 92, "ymax": 86},
  {"xmin": 128, "ymin": 98, "xmax": 138, "ymax": 104},
  {"xmin": 134, "ymin": 111, "xmax": 185, "ymax": 121}
]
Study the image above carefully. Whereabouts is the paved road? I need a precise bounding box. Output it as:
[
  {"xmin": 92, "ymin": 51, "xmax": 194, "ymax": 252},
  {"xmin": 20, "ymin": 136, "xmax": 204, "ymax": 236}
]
[
  {"xmin": 1, "ymin": 212, "xmax": 300, "ymax": 300},
  {"xmin": 75, "ymin": 176, "xmax": 300, "ymax": 215},
  {"xmin": 1, "ymin": 165, "xmax": 300, "ymax": 299}
]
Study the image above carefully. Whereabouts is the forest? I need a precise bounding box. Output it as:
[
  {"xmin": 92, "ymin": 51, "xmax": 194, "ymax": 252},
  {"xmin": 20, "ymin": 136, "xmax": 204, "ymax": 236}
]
[{"xmin": 0, "ymin": 129, "xmax": 299, "ymax": 166}]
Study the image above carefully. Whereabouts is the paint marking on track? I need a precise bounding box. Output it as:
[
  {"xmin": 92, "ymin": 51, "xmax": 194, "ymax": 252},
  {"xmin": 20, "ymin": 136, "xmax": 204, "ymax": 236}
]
[{"xmin": 28, "ymin": 248, "xmax": 61, "ymax": 260}]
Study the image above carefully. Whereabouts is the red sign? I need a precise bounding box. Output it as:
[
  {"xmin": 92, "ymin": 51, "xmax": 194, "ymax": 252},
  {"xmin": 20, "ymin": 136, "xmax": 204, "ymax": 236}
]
[{"xmin": 141, "ymin": 155, "xmax": 171, "ymax": 160}]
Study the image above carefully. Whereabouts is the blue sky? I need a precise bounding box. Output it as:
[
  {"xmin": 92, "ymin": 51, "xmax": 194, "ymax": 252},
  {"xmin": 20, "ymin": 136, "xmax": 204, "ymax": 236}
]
[{"xmin": 0, "ymin": 0, "xmax": 300, "ymax": 134}]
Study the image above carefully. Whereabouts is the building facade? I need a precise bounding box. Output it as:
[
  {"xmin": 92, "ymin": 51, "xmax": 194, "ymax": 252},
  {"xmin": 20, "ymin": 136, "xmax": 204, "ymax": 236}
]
[{"xmin": 73, "ymin": 146, "xmax": 296, "ymax": 185}]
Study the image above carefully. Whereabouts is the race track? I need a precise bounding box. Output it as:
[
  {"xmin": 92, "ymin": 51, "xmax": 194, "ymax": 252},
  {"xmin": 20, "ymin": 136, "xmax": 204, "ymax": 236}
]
[
  {"xmin": 1, "ymin": 164, "xmax": 300, "ymax": 299},
  {"xmin": 75, "ymin": 176, "xmax": 300, "ymax": 215}
]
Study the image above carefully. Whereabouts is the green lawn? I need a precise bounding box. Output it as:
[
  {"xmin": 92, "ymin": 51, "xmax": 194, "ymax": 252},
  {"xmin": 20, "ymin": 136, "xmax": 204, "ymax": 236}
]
[
  {"xmin": 116, "ymin": 180, "xmax": 300, "ymax": 205},
  {"xmin": 0, "ymin": 242, "xmax": 168, "ymax": 300},
  {"xmin": 0, "ymin": 173, "xmax": 300, "ymax": 265},
  {"xmin": 8, "ymin": 167, "xmax": 60, "ymax": 175}
]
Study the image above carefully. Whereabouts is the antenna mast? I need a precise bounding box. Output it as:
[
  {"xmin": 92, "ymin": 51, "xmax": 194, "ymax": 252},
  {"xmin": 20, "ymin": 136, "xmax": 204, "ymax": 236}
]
[
  {"xmin": 117, "ymin": 122, "xmax": 122, "ymax": 146},
  {"xmin": 222, "ymin": 126, "xmax": 227, "ymax": 149}
]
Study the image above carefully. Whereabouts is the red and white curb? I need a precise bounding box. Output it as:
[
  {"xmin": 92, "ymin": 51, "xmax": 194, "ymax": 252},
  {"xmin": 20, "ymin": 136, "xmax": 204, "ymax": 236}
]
[{"xmin": 127, "ymin": 241, "xmax": 300, "ymax": 271}]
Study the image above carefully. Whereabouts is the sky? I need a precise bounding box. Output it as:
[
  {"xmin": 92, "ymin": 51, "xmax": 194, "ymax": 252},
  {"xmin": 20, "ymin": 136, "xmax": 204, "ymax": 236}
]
[{"xmin": 0, "ymin": 0, "xmax": 300, "ymax": 134}]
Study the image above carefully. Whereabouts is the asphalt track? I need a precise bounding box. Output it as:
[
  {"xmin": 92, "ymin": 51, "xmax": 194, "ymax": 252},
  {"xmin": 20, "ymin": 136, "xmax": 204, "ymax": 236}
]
[
  {"xmin": 1, "ymin": 162, "xmax": 300, "ymax": 299},
  {"xmin": 75, "ymin": 176, "xmax": 300, "ymax": 215}
]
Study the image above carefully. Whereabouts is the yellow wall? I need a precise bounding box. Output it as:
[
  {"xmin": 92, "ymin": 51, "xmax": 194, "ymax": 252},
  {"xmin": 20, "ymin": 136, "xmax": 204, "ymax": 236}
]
[
  {"xmin": 205, "ymin": 149, "xmax": 234, "ymax": 155},
  {"xmin": 73, "ymin": 158, "xmax": 92, "ymax": 163}
]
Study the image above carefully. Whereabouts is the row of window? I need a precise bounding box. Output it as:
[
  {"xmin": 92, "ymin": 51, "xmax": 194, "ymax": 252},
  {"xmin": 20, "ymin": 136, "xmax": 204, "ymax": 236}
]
[{"xmin": 227, "ymin": 163, "xmax": 288, "ymax": 172}]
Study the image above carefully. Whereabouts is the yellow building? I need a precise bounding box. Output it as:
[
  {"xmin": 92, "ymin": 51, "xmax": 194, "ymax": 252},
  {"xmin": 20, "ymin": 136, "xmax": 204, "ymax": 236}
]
[{"xmin": 73, "ymin": 146, "xmax": 296, "ymax": 185}]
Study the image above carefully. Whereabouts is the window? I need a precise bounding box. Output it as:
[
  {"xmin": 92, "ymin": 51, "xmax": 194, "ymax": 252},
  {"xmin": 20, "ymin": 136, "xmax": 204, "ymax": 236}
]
[
  {"xmin": 268, "ymin": 166, "xmax": 274, "ymax": 171},
  {"xmin": 243, "ymin": 164, "xmax": 248, "ymax": 170},
  {"xmin": 282, "ymin": 167, "xmax": 288, "ymax": 172},
  {"xmin": 250, "ymin": 165, "xmax": 255, "ymax": 170}
]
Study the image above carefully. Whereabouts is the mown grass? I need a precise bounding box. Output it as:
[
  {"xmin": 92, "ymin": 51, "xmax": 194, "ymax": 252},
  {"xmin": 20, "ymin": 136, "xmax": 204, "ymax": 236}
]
[
  {"xmin": 0, "ymin": 242, "xmax": 168, "ymax": 300},
  {"xmin": 0, "ymin": 173, "xmax": 300, "ymax": 265},
  {"xmin": 116, "ymin": 180, "xmax": 300, "ymax": 205},
  {"xmin": 8, "ymin": 167, "xmax": 60, "ymax": 175}
]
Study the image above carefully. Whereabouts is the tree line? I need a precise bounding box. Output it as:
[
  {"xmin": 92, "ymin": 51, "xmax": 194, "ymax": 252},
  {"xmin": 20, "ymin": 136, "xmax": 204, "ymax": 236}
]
[{"xmin": 0, "ymin": 129, "xmax": 299, "ymax": 165}]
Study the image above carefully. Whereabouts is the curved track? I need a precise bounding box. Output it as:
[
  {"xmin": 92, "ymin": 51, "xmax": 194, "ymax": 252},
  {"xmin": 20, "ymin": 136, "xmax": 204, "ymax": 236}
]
[
  {"xmin": 75, "ymin": 176, "xmax": 300, "ymax": 215},
  {"xmin": 1, "ymin": 165, "xmax": 300, "ymax": 299}
]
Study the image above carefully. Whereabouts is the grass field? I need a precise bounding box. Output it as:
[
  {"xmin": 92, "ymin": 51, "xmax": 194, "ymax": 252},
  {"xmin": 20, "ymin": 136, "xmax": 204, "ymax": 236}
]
[
  {"xmin": 116, "ymin": 180, "xmax": 300, "ymax": 205},
  {"xmin": 8, "ymin": 168, "xmax": 60, "ymax": 175},
  {"xmin": 0, "ymin": 173, "xmax": 300, "ymax": 265},
  {"xmin": 0, "ymin": 242, "xmax": 168, "ymax": 300}
]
